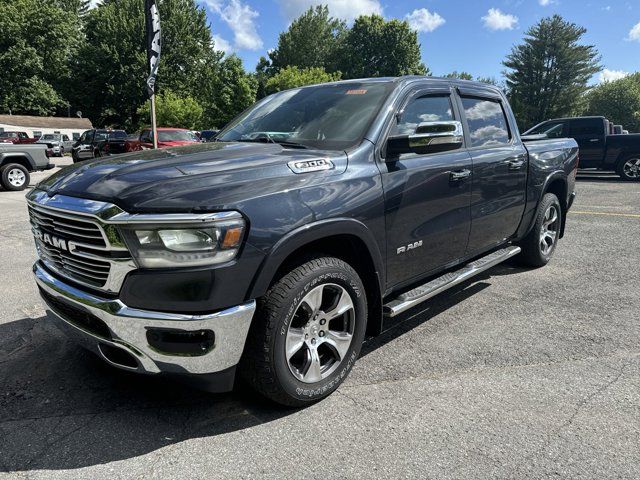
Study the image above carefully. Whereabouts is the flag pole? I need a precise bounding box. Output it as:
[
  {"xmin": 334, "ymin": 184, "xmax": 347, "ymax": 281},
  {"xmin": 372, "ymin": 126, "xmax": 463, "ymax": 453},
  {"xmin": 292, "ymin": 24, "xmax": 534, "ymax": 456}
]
[{"xmin": 150, "ymin": 94, "xmax": 158, "ymax": 149}]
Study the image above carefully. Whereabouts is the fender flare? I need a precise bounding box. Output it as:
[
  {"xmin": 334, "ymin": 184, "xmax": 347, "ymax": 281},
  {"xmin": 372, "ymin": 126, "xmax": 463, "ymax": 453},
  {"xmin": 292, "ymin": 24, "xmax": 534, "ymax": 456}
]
[
  {"xmin": 247, "ymin": 217, "xmax": 385, "ymax": 301},
  {"xmin": 0, "ymin": 153, "xmax": 36, "ymax": 171},
  {"xmin": 539, "ymin": 171, "xmax": 568, "ymax": 237}
]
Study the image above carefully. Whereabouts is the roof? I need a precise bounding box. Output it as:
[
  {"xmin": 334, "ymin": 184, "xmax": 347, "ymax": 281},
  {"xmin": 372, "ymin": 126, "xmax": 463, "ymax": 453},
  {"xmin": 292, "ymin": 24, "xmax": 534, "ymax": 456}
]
[{"xmin": 0, "ymin": 114, "xmax": 92, "ymax": 129}]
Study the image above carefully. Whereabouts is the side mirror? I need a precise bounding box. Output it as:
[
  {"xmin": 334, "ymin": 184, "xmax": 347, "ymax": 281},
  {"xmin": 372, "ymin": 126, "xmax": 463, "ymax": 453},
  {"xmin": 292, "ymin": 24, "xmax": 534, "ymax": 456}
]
[{"xmin": 387, "ymin": 121, "xmax": 464, "ymax": 158}]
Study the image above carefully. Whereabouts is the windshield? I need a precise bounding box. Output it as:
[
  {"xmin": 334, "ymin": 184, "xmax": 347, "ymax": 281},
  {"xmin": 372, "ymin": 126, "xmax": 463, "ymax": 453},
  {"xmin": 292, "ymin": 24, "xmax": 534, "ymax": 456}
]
[
  {"xmin": 217, "ymin": 82, "xmax": 394, "ymax": 150},
  {"xmin": 40, "ymin": 134, "xmax": 59, "ymax": 140},
  {"xmin": 158, "ymin": 130, "xmax": 198, "ymax": 142}
]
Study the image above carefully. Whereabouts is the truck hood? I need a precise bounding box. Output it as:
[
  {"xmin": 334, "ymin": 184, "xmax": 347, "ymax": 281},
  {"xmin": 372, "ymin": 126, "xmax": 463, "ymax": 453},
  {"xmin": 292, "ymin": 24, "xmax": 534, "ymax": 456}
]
[{"xmin": 36, "ymin": 142, "xmax": 347, "ymax": 212}]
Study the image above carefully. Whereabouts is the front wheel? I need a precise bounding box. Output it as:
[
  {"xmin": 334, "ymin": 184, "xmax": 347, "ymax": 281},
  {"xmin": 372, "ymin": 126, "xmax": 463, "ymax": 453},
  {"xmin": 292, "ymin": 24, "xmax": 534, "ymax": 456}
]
[
  {"xmin": 240, "ymin": 257, "xmax": 367, "ymax": 406},
  {"xmin": 616, "ymin": 157, "xmax": 640, "ymax": 181},
  {"xmin": 517, "ymin": 193, "xmax": 562, "ymax": 268}
]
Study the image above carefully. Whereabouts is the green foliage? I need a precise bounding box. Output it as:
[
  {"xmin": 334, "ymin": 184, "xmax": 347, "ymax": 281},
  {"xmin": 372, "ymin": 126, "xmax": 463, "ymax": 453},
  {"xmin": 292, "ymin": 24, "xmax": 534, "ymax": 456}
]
[
  {"xmin": 503, "ymin": 15, "xmax": 601, "ymax": 129},
  {"xmin": 444, "ymin": 71, "xmax": 473, "ymax": 80},
  {"xmin": 0, "ymin": 0, "xmax": 80, "ymax": 115},
  {"xmin": 338, "ymin": 15, "xmax": 428, "ymax": 79},
  {"xmin": 265, "ymin": 66, "xmax": 341, "ymax": 94},
  {"xmin": 137, "ymin": 90, "xmax": 203, "ymax": 129},
  {"xmin": 584, "ymin": 73, "xmax": 640, "ymax": 132},
  {"xmin": 268, "ymin": 6, "xmax": 346, "ymax": 74}
]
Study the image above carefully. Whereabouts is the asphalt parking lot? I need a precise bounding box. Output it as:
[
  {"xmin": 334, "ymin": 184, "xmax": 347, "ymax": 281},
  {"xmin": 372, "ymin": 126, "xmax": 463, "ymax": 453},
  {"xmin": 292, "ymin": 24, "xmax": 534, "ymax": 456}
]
[{"xmin": 0, "ymin": 163, "xmax": 638, "ymax": 479}]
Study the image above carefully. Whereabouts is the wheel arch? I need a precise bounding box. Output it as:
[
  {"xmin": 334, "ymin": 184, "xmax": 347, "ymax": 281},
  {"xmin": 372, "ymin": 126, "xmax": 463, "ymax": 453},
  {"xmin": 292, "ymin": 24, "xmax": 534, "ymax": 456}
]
[
  {"xmin": 0, "ymin": 154, "xmax": 35, "ymax": 171},
  {"xmin": 247, "ymin": 218, "xmax": 385, "ymax": 336},
  {"xmin": 541, "ymin": 173, "xmax": 568, "ymax": 238}
]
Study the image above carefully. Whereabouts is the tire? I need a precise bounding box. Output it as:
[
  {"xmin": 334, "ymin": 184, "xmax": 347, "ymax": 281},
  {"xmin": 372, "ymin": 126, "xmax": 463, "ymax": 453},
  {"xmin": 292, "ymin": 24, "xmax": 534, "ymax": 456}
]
[
  {"xmin": 240, "ymin": 256, "xmax": 367, "ymax": 407},
  {"xmin": 517, "ymin": 193, "xmax": 562, "ymax": 268},
  {"xmin": 72, "ymin": 151, "xmax": 80, "ymax": 163},
  {"xmin": 58, "ymin": 146, "xmax": 64, "ymax": 157},
  {"xmin": 0, "ymin": 163, "xmax": 30, "ymax": 191},
  {"xmin": 616, "ymin": 156, "xmax": 640, "ymax": 181}
]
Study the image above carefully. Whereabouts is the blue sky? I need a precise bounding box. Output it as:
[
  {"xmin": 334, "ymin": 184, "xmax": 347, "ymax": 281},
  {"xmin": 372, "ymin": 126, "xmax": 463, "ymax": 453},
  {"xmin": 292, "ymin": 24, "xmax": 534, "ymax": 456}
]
[{"xmin": 197, "ymin": 0, "xmax": 640, "ymax": 84}]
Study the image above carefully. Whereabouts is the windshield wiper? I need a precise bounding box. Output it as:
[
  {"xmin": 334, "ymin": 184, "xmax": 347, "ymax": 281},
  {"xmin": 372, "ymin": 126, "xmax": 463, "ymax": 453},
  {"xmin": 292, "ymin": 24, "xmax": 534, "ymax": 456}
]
[{"xmin": 275, "ymin": 140, "xmax": 308, "ymax": 149}]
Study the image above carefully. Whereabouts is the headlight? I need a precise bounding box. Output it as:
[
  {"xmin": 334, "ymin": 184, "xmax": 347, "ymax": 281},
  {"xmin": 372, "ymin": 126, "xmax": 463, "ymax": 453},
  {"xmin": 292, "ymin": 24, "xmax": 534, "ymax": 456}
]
[{"xmin": 121, "ymin": 215, "xmax": 246, "ymax": 268}]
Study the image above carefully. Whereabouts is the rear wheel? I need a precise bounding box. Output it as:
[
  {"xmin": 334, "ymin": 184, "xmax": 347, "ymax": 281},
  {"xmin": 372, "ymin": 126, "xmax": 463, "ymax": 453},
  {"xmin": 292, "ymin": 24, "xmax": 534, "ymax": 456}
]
[
  {"xmin": 616, "ymin": 156, "xmax": 640, "ymax": 181},
  {"xmin": 0, "ymin": 163, "xmax": 30, "ymax": 191},
  {"xmin": 240, "ymin": 256, "xmax": 367, "ymax": 406},
  {"xmin": 517, "ymin": 193, "xmax": 562, "ymax": 268}
]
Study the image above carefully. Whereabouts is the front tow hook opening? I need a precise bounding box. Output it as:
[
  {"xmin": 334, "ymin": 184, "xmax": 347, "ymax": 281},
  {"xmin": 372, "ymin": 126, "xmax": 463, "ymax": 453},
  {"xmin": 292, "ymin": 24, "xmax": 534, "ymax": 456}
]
[{"xmin": 98, "ymin": 343, "xmax": 139, "ymax": 370}]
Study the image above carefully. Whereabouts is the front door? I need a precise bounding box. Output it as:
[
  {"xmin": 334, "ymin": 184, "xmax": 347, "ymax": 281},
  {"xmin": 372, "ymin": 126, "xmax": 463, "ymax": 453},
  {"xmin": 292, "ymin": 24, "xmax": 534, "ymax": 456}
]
[
  {"xmin": 380, "ymin": 91, "xmax": 472, "ymax": 286},
  {"xmin": 569, "ymin": 118, "xmax": 605, "ymax": 167},
  {"xmin": 458, "ymin": 95, "xmax": 528, "ymax": 256},
  {"xmin": 75, "ymin": 130, "xmax": 95, "ymax": 159}
]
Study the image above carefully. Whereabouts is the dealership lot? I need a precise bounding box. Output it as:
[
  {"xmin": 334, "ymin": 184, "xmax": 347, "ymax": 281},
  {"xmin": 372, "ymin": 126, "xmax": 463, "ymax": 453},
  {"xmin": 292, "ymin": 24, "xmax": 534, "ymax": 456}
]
[{"xmin": 0, "ymin": 165, "xmax": 638, "ymax": 479}]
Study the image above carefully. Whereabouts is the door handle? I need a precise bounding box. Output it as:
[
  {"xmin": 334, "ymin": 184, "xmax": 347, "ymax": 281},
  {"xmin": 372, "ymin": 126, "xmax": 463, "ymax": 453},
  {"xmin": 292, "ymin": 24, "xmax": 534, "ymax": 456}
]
[
  {"xmin": 449, "ymin": 169, "xmax": 471, "ymax": 181},
  {"xmin": 505, "ymin": 157, "xmax": 526, "ymax": 170},
  {"xmin": 589, "ymin": 138, "xmax": 600, "ymax": 142}
]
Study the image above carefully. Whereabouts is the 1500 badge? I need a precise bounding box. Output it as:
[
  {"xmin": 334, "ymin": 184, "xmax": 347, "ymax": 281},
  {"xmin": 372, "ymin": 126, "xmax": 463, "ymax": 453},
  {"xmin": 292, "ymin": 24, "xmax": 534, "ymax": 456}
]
[{"xmin": 397, "ymin": 240, "xmax": 423, "ymax": 255}]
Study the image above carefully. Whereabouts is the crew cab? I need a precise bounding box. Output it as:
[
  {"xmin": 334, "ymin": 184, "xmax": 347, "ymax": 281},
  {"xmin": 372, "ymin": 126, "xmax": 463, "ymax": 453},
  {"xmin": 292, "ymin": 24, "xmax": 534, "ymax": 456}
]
[
  {"xmin": 0, "ymin": 131, "xmax": 39, "ymax": 144},
  {"xmin": 28, "ymin": 77, "xmax": 578, "ymax": 406},
  {"xmin": 71, "ymin": 129, "xmax": 128, "ymax": 162},
  {"xmin": 125, "ymin": 127, "xmax": 199, "ymax": 152},
  {"xmin": 0, "ymin": 143, "xmax": 52, "ymax": 191},
  {"xmin": 524, "ymin": 116, "xmax": 640, "ymax": 180}
]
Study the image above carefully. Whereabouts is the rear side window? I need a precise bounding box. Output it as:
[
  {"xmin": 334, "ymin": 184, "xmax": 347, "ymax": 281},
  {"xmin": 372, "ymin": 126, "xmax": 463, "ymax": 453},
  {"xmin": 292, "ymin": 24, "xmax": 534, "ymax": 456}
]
[
  {"xmin": 392, "ymin": 95, "xmax": 454, "ymax": 136},
  {"xmin": 570, "ymin": 119, "xmax": 602, "ymax": 136},
  {"xmin": 461, "ymin": 97, "xmax": 511, "ymax": 147},
  {"xmin": 109, "ymin": 131, "xmax": 127, "ymax": 140},
  {"xmin": 527, "ymin": 121, "xmax": 566, "ymax": 138}
]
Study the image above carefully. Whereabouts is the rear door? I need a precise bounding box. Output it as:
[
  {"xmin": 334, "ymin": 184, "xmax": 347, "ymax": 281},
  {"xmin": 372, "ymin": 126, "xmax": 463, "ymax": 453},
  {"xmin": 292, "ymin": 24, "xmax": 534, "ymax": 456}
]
[
  {"xmin": 458, "ymin": 90, "xmax": 528, "ymax": 256},
  {"xmin": 569, "ymin": 118, "xmax": 606, "ymax": 166},
  {"xmin": 380, "ymin": 86, "xmax": 472, "ymax": 286}
]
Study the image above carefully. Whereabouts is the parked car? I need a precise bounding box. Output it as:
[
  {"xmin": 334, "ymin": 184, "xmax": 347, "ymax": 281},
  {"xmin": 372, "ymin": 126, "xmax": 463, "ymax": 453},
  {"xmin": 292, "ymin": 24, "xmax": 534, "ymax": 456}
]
[
  {"xmin": 125, "ymin": 127, "xmax": 200, "ymax": 151},
  {"xmin": 71, "ymin": 129, "xmax": 128, "ymax": 162},
  {"xmin": 35, "ymin": 133, "xmax": 72, "ymax": 157},
  {"xmin": 0, "ymin": 131, "xmax": 39, "ymax": 144},
  {"xmin": 0, "ymin": 143, "xmax": 52, "ymax": 191},
  {"xmin": 524, "ymin": 116, "xmax": 640, "ymax": 180},
  {"xmin": 28, "ymin": 77, "xmax": 578, "ymax": 406},
  {"xmin": 200, "ymin": 129, "xmax": 219, "ymax": 142}
]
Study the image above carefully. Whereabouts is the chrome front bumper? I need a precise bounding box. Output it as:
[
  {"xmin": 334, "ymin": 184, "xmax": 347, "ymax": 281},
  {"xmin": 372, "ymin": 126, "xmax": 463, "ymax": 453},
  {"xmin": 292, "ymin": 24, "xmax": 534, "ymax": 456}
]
[{"xmin": 34, "ymin": 262, "xmax": 256, "ymax": 376}]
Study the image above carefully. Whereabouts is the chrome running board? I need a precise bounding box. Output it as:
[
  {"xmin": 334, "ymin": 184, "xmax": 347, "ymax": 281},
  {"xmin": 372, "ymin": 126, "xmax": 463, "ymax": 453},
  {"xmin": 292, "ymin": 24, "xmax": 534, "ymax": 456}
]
[{"xmin": 383, "ymin": 246, "xmax": 521, "ymax": 317}]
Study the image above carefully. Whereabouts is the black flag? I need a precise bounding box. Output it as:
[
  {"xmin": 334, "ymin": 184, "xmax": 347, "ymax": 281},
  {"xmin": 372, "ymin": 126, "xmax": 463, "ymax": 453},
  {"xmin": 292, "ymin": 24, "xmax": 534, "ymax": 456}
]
[{"xmin": 144, "ymin": 0, "xmax": 161, "ymax": 98}]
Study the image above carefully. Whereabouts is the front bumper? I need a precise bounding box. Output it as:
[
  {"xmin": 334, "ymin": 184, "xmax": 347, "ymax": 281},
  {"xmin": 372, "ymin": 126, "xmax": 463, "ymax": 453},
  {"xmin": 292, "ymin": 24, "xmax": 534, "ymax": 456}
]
[{"xmin": 34, "ymin": 262, "xmax": 256, "ymax": 383}]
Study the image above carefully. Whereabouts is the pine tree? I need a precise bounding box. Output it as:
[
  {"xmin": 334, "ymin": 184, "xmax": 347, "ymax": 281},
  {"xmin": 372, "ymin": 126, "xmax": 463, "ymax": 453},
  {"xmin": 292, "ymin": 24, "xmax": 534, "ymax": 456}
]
[{"xmin": 503, "ymin": 15, "xmax": 601, "ymax": 129}]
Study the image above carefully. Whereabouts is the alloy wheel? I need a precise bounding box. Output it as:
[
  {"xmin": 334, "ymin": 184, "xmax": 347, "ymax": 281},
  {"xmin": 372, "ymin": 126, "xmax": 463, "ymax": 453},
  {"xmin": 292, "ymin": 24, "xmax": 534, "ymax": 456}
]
[
  {"xmin": 623, "ymin": 158, "xmax": 640, "ymax": 179},
  {"xmin": 7, "ymin": 168, "xmax": 26, "ymax": 188},
  {"xmin": 540, "ymin": 204, "xmax": 559, "ymax": 256},
  {"xmin": 286, "ymin": 283, "xmax": 355, "ymax": 383}
]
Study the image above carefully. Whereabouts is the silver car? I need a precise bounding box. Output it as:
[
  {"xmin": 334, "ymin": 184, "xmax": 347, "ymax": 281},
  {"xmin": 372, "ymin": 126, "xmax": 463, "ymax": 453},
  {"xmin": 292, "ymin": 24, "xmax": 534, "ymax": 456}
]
[{"xmin": 36, "ymin": 133, "xmax": 72, "ymax": 157}]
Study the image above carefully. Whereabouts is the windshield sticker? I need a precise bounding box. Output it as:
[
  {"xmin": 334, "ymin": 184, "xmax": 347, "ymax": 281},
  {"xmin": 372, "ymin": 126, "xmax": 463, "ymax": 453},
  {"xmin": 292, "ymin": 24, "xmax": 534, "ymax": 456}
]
[{"xmin": 346, "ymin": 89, "xmax": 368, "ymax": 95}]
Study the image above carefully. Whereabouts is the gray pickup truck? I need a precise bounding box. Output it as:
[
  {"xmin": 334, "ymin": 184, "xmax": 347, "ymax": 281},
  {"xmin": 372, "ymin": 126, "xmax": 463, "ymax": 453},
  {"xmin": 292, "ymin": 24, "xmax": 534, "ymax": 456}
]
[{"xmin": 0, "ymin": 143, "xmax": 52, "ymax": 191}]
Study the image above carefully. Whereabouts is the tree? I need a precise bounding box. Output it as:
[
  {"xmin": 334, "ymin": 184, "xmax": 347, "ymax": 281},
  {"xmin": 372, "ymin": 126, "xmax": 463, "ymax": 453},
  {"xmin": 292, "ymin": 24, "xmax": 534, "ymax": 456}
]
[
  {"xmin": 137, "ymin": 90, "xmax": 203, "ymax": 129},
  {"xmin": 264, "ymin": 66, "xmax": 341, "ymax": 95},
  {"xmin": 71, "ymin": 0, "xmax": 236, "ymax": 130},
  {"xmin": 444, "ymin": 71, "xmax": 473, "ymax": 80},
  {"xmin": 268, "ymin": 6, "xmax": 346, "ymax": 74},
  {"xmin": 0, "ymin": 0, "xmax": 80, "ymax": 115},
  {"xmin": 584, "ymin": 73, "xmax": 640, "ymax": 132},
  {"xmin": 338, "ymin": 15, "xmax": 428, "ymax": 79},
  {"xmin": 503, "ymin": 15, "xmax": 601, "ymax": 129},
  {"xmin": 205, "ymin": 55, "xmax": 257, "ymax": 128}
]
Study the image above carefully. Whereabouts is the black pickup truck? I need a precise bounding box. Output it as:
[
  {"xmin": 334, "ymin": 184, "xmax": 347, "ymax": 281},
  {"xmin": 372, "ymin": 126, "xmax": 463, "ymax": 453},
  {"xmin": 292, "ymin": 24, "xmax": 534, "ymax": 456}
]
[
  {"xmin": 524, "ymin": 116, "xmax": 640, "ymax": 180},
  {"xmin": 28, "ymin": 77, "xmax": 578, "ymax": 406}
]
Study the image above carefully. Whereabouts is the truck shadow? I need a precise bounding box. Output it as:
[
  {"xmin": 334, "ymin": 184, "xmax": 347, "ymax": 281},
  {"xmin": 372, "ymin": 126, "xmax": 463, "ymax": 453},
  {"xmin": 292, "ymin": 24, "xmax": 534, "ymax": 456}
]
[{"xmin": 0, "ymin": 264, "xmax": 523, "ymax": 472}]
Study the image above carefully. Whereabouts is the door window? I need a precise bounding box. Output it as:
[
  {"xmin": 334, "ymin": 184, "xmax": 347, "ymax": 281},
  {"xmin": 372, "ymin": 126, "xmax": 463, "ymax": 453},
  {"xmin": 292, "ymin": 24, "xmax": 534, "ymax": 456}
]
[
  {"xmin": 461, "ymin": 97, "xmax": 511, "ymax": 147},
  {"xmin": 527, "ymin": 121, "xmax": 566, "ymax": 138},
  {"xmin": 570, "ymin": 119, "xmax": 602, "ymax": 136},
  {"xmin": 392, "ymin": 95, "xmax": 455, "ymax": 136}
]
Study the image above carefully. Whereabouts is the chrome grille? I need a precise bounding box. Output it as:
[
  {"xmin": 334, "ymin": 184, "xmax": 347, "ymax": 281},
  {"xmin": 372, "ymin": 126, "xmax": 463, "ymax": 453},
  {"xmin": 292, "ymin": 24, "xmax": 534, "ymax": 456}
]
[{"xmin": 28, "ymin": 205, "xmax": 111, "ymax": 288}]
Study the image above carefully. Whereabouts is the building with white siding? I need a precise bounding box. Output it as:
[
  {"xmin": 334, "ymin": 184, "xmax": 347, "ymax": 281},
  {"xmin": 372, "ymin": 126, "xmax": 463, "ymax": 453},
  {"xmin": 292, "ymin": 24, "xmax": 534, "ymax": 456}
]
[{"xmin": 0, "ymin": 115, "xmax": 93, "ymax": 141}]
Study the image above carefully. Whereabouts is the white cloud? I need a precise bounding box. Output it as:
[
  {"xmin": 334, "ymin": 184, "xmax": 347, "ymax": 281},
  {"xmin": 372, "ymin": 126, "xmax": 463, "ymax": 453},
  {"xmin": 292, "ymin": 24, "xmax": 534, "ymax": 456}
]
[
  {"xmin": 212, "ymin": 34, "xmax": 233, "ymax": 54},
  {"xmin": 628, "ymin": 21, "xmax": 640, "ymax": 41},
  {"xmin": 202, "ymin": 0, "xmax": 263, "ymax": 51},
  {"xmin": 539, "ymin": 0, "xmax": 552, "ymax": 6},
  {"xmin": 405, "ymin": 8, "xmax": 445, "ymax": 33},
  {"xmin": 599, "ymin": 69, "xmax": 630, "ymax": 83},
  {"xmin": 279, "ymin": 0, "xmax": 383, "ymax": 23},
  {"xmin": 482, "ymin": 8, "xmax": 518, "ymax": 31},
  {"xmin": 88, "ymin": 0, "xmax": 102, "ymax": 8}
]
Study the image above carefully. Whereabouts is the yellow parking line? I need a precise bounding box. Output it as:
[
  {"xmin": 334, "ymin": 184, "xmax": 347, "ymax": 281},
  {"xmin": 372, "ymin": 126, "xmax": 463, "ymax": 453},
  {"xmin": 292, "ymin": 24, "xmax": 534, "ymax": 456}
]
[{"xmin": 570, "ymin": 210, "xmax": 640, "ymax": 218}]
